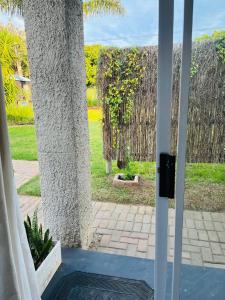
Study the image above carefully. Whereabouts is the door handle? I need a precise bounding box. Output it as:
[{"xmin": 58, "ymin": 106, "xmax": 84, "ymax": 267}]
[{"xmin": 158, "ymin": 153, "xmax": 176, "ymax": 198}]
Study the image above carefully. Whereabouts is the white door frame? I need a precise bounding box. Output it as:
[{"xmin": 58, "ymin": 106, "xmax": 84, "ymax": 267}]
[
  {"xmin": 155, "ymin": 0, "xmax": 194, "ymax": 299},
  {"xmin": 172, "ymin": 0, "xmax": 194, "ymax": 299},
  {"xmin": 155, "ymin": 0, "xmax": 174, "ymax": 299}
]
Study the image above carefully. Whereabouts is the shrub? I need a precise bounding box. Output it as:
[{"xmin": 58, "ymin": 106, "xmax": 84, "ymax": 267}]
[
  {"xmin": 24, "ymin": 210, "xmax": 54, "ymax": 270},
  {"xmin": 6, "ymin": 103, "xmax": 34, "ymax": 125}
]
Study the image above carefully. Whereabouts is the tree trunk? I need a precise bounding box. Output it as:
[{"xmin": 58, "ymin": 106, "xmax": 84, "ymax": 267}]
[{"xmin": 23, "ymin": 0, "xmax": 92, "ymax": 247}]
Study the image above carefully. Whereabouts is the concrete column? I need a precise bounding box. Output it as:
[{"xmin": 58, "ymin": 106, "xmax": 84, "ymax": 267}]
[{"xmin": 23, "ymin": 0, "xmax": 92, "ymax": 247}]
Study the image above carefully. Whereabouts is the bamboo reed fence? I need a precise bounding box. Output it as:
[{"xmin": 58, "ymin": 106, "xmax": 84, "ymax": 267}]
[{"xmin": 97, "ymin": 41, "xmax": 225, "ymax": 165}]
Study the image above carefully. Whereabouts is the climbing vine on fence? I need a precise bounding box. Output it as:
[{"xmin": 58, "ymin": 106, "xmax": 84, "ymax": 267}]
[{"xmin": 101, "ymin": 48, "xmax": 147, "ymax": 130}]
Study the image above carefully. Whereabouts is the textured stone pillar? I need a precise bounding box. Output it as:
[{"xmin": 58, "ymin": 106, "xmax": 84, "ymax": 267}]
[{"xmin": 23, "ymin": 0, "xmax": 92, "ymax": 247}]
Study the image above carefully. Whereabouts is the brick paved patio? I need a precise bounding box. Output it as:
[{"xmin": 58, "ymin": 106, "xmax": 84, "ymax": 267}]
[
  {"xmin": 91, "ymin": 202, "xmax": 225, "ymax": 268},
  {"xmin": 15, "ymin": 160, "xmax": 225, "ymax": 269},
  {"xmin": 19, "ymin": 196, "xmax": 225, "ymax": 269},
  {"xmin": 13, "ymin": 160, "xmax": 39, "ymax": 188}
]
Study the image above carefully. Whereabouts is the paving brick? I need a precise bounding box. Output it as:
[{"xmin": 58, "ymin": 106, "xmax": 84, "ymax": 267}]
[
  {"xmin": 136, "ymin": 251, "xmax": 146, "ymax": 259},
  {"xmin": 130, "ymin": 232, "xmax": 148, "ymax": 239},
  {"xmin": 218, "ymin": 232, "xmax": 225, "ymax": 243},
  {"xmin": 201, "ymin": 247, "xmax": 213, "ymax": 262},
  {"xmin": 111, "ymin": 231, "xmax": 122, "ymax": 242},
  {"xmin": 211, "ymin": 213, "xmax": 224, "ymax": 222},
  {"xmin": 182, "ymin": 259, "xmax": 191, "ymax": 265},
  {"xmin": 183, "ymin": 245, "xmax": 200, "ymax": 253},
  {"xmin": 169, "ymin": 218, "xmax": 175, "ymax": 226},
  {"xmin": 115, "ymin": 221, "xmax": 125, "ymax": 230},
  {"xmin": 147, "ymin": 246, "xmax": 155, "ymax": 259},
  {"xmin": 195, "ymin": 220, "xmax": 204, "ymax": 230},
  {"xmin": 118, "ymin": 212, "xmax": 128, "ymax": 221},
  {"xmin": 148, "ymin": 234, "xmax": 155, "ymax": 246},
  {"xmin": 135, "ymin": 214, "xmax": 143, "ymax": 223},
  {"xmin": 214, "ymin": 222, "xmax": 224, "ymax": 232},
  {"xmin": 113, "ymin": 249, "xmax": 127, "ymax": 256},
  {"xmin": 96, "ymin": 228, "xmax": 113, "ymax": 235},
  {"xmin": 137, "ymin": 239, "xmax": 148, "ymax": 252},
  {"xmin": 141, "ymin": 223, "xmax": 151, "ymax": 233},
  {"xmin": 133, "ymin": 222, "xmax": 142, "ymax": 232},
  {"xmin": 124, "ymin": 222, "xmax": 134, "ymax": 231},
  {"xmin": 202, "ymin": 212, "xmax": 212, "ymax": 221},
  {"xmin": 186, "ymin": 219, "xmax": 195, "ymax": 229},
  {"xmin": 126, "ymin": 244, "xmax": 137, "ymax": 257},
  {"xmin": 100, "ymin": 235, "xmax": 111, "ymax": 247},
  {"xmin": 143, "ymin": 214, "xmax": 150, "ymax": 224},
  {"xmin": 99, "ymin": 219, "xmax": 109, "ymax": 228},
  {"xmin": 120, "ymin": 237, "xmax": 139, "ymax": 245},
  {"xmin": 138, "ymin": 206, "xmax": 146, "ymax": 214},
  {"xmin": 193, "ymin": 211, "xmax": 203, "ymax": 220},
  {"xmin": 97, "ymin": 247, "xmax": 116, "ymax": 254},
  {"xmin": 168, "ymin": 237, "xmax": 174, "ymax": 250},
  {"xmin": 198, "ymin": 230, "xmax": 208, "ymax": 241},
  {"xmin": 145, "ymin": 206, "xmax": 153, "ymax": 214},
  {"xmin": 107, "ymin": 220, "xmax": 117, "ymax": 229},
  {"xmin": 182, "ymin": 252, "xmax": 191, "ymax": 259},
  {"xmin": 208, "ymin": 231, "xmax": 219, "ymax": 242},
  {"xmin": 120, "ymin": 231, "xmax": 130, "ymax": 237},
  {"xmin": 188, "ymin": 228, "xmax": 198, "ymax": 240},
  {"xmin": 127, "ymin": 213, "xmax": 135, "ymax": 222},
  {"xmin": 190, "ymin": 252, "xmax": 203, "ymax": 266},
  {"xmin": 109, "ymin": 241, "xmax": 127, "ymax": 250},
  {"xmin": 151, "ymin": 225, "xmax": 155, "ymax": 234},
  {"xmin": 204, "ymin": 263, "xmax": 225, "ymax": 269},
  {"xmin": 190, "ymin": 240, "xmax": 209, "ymax": 247},
  {"xmin": 151, "ymin": 215, "xmax": 156, "ymax": 224},
  {"xmin": 213, "ymin": 255, "xmax": 225, "ymax": 264},
  {"xmin": 204, "ymin": 221, "xmax": 214, "ymax": 231},
  {"xmin": 169, "ymin": 226, "xmax": 175, "ymax": 236},
  {"xmin": 210, "ymin": 242, "xmax": 222, "ymax": 255},
  {"xmin": 129, "ymin": 206, "xmax": 138, "ymax": 213},
  {"xmin": 182, "ymin": 228, "xmax": 188, "ymax": 238}
]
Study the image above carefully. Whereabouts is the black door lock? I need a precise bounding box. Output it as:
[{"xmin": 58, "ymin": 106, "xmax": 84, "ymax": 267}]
[{"xmin": 158, "ymin": 153, "xmax": 176, "ymax": 199}]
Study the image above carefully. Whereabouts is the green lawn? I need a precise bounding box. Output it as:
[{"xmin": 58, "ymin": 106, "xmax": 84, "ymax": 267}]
[{"xmin": 11, "ymin": 122, "xmax": 225, "ymax": 211}]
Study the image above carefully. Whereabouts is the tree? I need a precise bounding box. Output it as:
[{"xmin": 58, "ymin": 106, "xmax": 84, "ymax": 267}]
[
  {"xmin": 195, "ymin": 30, "xmax": 225, "ymax": 42},
  {"xmin": 0, "ymin": 0, "xmax": 124, "ymax": 16}
]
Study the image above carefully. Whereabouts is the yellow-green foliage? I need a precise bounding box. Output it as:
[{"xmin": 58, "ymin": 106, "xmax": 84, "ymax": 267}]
[
  {"xmin": 6, "ymin": 103, "xmax": 34, "ymax": 125},
  {"xmin": 0, "ymin": 24, "xmax": 29, "ymax": 104},
  {"xmin": 88, "ymin": 108, "xmax": 102, "ymax": 121},
  {"xmin": 86, "ymin": 87, "xmax": 99, "ymax": 107},
  {"xmin": 85, "ymin": 45, "xmax": 102, "ymax": 87}
]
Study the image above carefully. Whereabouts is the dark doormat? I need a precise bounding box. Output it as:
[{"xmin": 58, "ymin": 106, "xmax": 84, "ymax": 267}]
[{"xmin": 45, "ymin": 271, "xmax": 154, "ymax": 300}]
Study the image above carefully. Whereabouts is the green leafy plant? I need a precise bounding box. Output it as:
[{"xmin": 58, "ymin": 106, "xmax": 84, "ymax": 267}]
[
  {"xmin": 24, "ymin": 210, "xmax": 54, "ymax": 270},
  {"xmin": 119, "ymin": 146, "xmax": 136, "ymax": 181},
  {"xmin": 102, "ymin": 47, "xmax": 147, "ymax": 129}
]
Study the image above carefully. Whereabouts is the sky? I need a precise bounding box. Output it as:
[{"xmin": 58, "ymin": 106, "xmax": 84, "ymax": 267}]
[{"xmin": 0, "ymin": 0, "xmax": 225, "ymax": 47}]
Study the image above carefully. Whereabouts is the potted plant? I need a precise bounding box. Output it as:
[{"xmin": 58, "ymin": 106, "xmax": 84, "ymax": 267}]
[
  {"xmin": 24, "ymin": 211, "xmax": 61, "ymax": 295},
  {"xmin": 113, "ymin": 147, "xmax": 140, "ymax": 187}
]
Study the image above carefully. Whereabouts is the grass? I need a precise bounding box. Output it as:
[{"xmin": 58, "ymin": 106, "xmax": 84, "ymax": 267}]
[
  {"xmin": 18, "ymin": 175, "xmax": 40, "ymax": 196},
  {"xmin": 6, "ymin": 103, "xmax": 34, "ymax": 125},
  {"xmin": 86, "ymin": 87, "xmax": 99, "ymax": 107},
  {"xmin": 9, "ymin": 109, "xmax": 225, "ymax": 211},
  {"xmin": 9, "ymin": 125, "xmax": 37, "ymax": 160}
]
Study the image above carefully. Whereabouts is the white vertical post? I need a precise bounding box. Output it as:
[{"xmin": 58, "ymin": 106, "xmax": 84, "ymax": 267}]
[
  {"xmin": 155, "ymin": 0, "xmax": 174, "ymax": 299},
  {"xmin": 172, "ymin": 0, "xmax": 194, "ymax": 299}
]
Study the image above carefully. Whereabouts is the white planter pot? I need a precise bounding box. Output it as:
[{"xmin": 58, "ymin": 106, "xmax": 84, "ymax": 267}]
[
  {"xmin": 113, "ymin": 174, "xmax": 140, "ymax": 187},
  {"xmin": 36, "ymin": 240, "xmax": 61, "ymax": 296}
]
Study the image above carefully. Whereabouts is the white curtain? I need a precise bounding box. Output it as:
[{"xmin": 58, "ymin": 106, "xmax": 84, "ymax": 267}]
[{"xmin": 0, "ymin": 67, "xmax": 40, "ymax": 300}]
